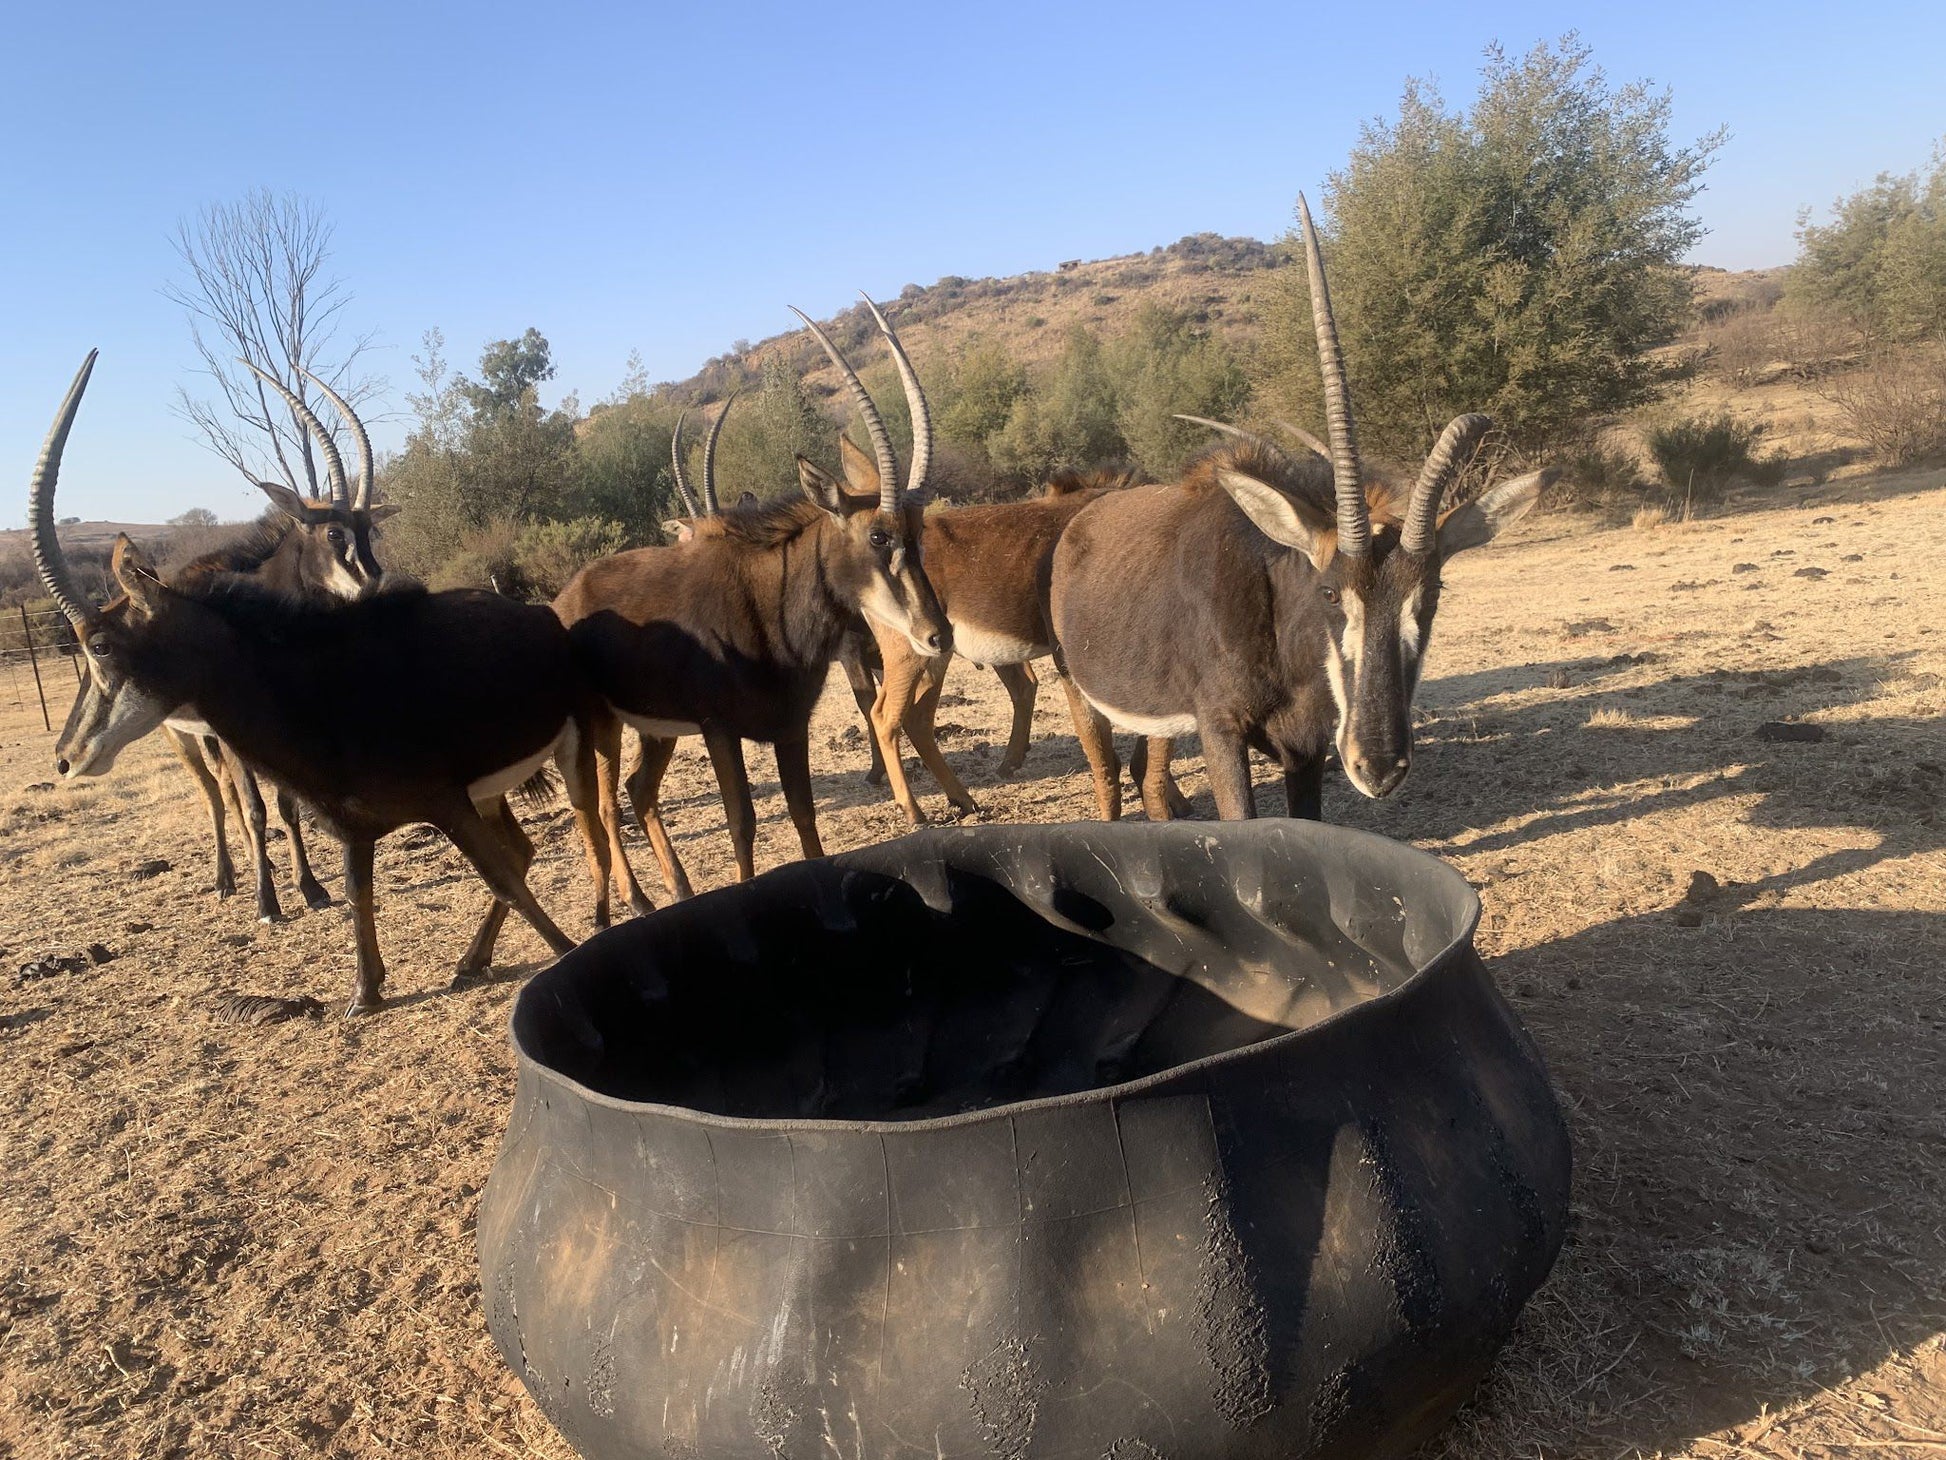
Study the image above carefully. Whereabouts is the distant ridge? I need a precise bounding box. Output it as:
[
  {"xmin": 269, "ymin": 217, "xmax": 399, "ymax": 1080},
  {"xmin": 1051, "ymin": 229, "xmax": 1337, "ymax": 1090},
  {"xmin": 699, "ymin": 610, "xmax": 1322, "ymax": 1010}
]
[{"xmin": 663, "ymin": 233, "xmax": 1289, "ymax": 406}]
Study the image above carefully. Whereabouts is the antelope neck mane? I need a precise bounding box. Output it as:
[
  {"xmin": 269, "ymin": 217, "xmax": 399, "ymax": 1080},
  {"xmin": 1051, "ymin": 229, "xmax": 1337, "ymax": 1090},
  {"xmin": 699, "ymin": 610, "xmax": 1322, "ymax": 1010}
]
[
  {"xmin": 1043, "ymin": 465, "xmax": 1147, "ymax": 497},
  {"xmin": 171, "ymin": 515, "xmax": 297, "ymax": 586},
  {"xmin": 710, "ymin": 495, "xmax": 829, "ymax": 549},
  {"xmin": 1181, "ymin": 443, "xmax": 1400, "ymax": 526}
]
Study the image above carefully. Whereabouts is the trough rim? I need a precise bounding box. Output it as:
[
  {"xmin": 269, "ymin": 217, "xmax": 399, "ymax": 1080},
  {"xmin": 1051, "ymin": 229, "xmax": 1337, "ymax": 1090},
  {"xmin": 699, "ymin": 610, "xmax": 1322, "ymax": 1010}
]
[{"xmin": 505, "ymin": 819, "xmax": 1484, "ymax": 1135}]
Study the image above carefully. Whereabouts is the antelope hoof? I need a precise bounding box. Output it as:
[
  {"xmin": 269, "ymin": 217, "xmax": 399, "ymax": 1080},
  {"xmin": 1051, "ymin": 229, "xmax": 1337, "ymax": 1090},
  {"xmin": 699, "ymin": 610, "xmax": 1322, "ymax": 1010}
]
[
  {"xmin": 592, "ymin": 904, "xmax": 612, "ymax": 931},
  {"xmin": 864, "ymin": 764, "xmax": 886, "ymax": 786},
  {"xmin": 627, "ymin": 893, "xmax": 657, "ymax": 918},
  {"xmin": 345, "ymin": 995, "xmax": 384, "ymax": 1019},
  {"xmin": 257, "ymin": 909, "xmax": 287, "ymax": 927},
  {"xmin": 450, "ymin": 963, "xmax": 490, "ymax": 988},
  {"xmin": 996, "ymin": 757, "xmax": 1026, "ymax": 778},
  {"xmin": 298, "ymin": 879, "xmax": 332, "ymax": 911}
]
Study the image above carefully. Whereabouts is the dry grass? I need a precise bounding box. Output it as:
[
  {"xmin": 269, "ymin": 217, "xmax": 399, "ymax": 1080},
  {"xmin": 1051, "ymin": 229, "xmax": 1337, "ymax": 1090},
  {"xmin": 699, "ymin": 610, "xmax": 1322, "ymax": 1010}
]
[
  {"xmin": 2, "ymin": 469, "xmax": 1943, "ymax": 1458},
  {"xmin": 1634, "ymin": 504, "xmax": 1675, "ymax": 530}
]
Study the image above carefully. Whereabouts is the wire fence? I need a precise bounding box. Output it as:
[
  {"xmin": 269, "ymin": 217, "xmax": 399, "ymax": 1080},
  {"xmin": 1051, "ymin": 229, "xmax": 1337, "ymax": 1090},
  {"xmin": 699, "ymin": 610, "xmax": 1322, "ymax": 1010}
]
[{"xmin": 0, "ymin": 605, "xmax": 80, "ymax": 732}]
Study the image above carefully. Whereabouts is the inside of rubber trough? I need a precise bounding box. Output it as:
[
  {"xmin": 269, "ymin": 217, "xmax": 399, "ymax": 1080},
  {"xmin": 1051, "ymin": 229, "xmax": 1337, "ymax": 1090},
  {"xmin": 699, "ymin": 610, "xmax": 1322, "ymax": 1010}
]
[{"xmin": 519, "ymin": 838, "xmax": 1460, "ymax": 1122}]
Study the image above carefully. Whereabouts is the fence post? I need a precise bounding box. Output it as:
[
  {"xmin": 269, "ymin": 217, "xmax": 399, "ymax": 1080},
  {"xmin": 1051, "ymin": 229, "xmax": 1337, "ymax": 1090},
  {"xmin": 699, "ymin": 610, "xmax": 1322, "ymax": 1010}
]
[{"xmin": 19, "ymin": 605, "xmax": 50, "ymax": 732}]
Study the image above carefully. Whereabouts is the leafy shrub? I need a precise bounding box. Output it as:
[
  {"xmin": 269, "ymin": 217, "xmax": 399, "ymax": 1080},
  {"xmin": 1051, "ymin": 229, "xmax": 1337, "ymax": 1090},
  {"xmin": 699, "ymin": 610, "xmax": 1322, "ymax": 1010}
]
[
  {"xmin": 1816, "ymin": 346, "xmax": 1946, "ymax": 464},
  {"xmin": 1557, "ymin": 441, "xmax": 1650, "ymax": 506},
  {"xmin": 1647, "ymin": 412, "xmax": 1766, "ymax": 501}
]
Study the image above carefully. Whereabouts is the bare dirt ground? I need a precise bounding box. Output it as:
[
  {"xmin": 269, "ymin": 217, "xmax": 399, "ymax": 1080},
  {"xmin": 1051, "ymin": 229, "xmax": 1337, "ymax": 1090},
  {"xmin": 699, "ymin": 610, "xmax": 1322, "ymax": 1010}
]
[{"xmin": 2, "ymin": 471, "xmax": 1942, "ymax": 1459}]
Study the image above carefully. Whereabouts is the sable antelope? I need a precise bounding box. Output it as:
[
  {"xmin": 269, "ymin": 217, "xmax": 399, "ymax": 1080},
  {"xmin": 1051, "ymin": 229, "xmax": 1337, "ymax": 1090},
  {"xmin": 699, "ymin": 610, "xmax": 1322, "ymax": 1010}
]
[
  {"xmin": 554, "ymin": 296, "xmax": 949, "ymax": 920},
  {"xmin": 1050, "ymin": 195, "xmax": 1550, "ymax": 822},
  {"xmin": 32, "ymin": 352, "xmax": 607, "ymax": 1016},
  {"xmin": 664, "ymin": 398, "xmax": 892, "ymax": 783},
  {"xmin": 853, "ymin": 457, "xmax": 1143, "ymax": 824},
  {"xmin": 163, "ymin": 362, "xmax": 398, "ymax": 921}
]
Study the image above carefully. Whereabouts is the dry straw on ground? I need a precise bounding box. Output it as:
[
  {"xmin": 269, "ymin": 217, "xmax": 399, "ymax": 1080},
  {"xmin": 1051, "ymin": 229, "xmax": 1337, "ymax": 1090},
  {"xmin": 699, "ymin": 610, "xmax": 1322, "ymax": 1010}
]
[{"xmin": 1, "ymin": 467, "xmax": 1943, "ymax": 1458}]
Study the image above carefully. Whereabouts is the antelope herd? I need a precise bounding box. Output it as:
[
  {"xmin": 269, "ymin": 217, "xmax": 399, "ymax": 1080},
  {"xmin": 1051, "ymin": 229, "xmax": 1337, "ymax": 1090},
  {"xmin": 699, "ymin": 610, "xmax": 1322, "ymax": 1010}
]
[{"xmin": 25, "ymin": 202, "xmax": 1547, "ymax": 1015}]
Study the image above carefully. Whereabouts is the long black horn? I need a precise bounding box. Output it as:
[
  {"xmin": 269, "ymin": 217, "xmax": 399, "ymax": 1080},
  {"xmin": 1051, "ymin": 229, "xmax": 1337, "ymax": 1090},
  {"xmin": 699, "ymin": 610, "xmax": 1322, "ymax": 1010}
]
[
  {"xmin": 700, "ymin": 390, "xmax": 739, "ymax": 515},
  {"xmin": 299, "ymin": 369, "xmax": 375, "ymax": 510},
  {"xmin": 1401, "ymin": 414, "xmax": 1493, "ymax": 555},
  {"xmin": 859, "ymin": 294, "xmax": 931, "ymax": 507},
  {"xmin": 240, "ymin": 360, "xmax": 348, "ymax": 506},
  {"xmin": 1296, "ymin": 193, "xmax": 1370, "ymax": 558},
  {"xmin": 669, "ymin": 410, "xmax": 700, "ymax": 517},
  {"xmin": 29, "ymin": 351, "xmax": 100, "ymax": 628},
  {"xmin": 791, "ymin": 306, "xmax": 899, "ymax": 511}
]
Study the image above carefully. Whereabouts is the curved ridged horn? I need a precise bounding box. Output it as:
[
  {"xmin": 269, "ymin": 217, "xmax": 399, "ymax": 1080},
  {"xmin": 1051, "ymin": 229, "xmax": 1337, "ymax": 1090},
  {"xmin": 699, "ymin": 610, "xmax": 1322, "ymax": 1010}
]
[
  {"xmin": 29, "ymin": 351, "xmax": 101, "ymax": 628},
  {"xmin": 1296, "ymin": 193, "xmax": 1369, "ymax": 558},
  {"xmin": 668, "ymin": 410, "xmax": 700, "ymax": 517},
  {"xmin": 790, "ymin": 306, "xmax": 899, "ymax": 512},
  {"xmin": 299, "ymin": 369, "xmax": 375, "ymax": 510},
  {"xmin": 240, "ymin": 360, "xmax": 348, "ymax": 507},
  {"xmin": 859, "ymin": 294, "xmax": 931, "ymax": 506},
  {"xmin": 1401, "ymin": 414, "xmax": 1494, "ymax": 555},
  {"xmin": 1272, "ymin": 419, "xmax": 1331, "ymax": 462},
  {"xmin": 1174, "ymin": 413, "xmax": 1300, "ymax": 466},
  {"xmin": 700, "ymin": 390, "xmax": 739, "ymax": 515}
]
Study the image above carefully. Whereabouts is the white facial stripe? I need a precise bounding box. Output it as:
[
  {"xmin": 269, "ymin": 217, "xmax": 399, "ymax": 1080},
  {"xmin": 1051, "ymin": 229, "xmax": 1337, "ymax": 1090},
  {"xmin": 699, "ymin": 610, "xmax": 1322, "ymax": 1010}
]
[
  {"xmin": 860, "ymin": 575, "xmax": 937, "ymax": 657},
  {"xmin": 1399, "ymin": 585, "xmax": 1424, "ymax": 657},
  {"xmin": 1339, "ymin": 593, "xmax": 1366, "ymax": 669}
]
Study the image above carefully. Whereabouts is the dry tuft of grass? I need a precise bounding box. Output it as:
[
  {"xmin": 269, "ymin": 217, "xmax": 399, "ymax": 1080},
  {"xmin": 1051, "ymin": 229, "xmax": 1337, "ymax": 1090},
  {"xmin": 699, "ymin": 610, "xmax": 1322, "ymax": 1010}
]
[{"xmin": 1632, "ymin": 504, "xmax": 1674, "ymax": 531}]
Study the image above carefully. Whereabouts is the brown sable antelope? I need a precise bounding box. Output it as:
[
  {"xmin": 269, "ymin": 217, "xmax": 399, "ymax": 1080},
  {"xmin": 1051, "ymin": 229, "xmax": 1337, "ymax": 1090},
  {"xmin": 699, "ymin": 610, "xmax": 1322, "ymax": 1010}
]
[
  {"xmin": 161, "ymin": 362, "xmax": 398, "ymax": 921},
  {"xmin": 1050, "ymin": 194, "xmax": 1551, "ymax": 822},
  {"xmin": 32, "ymin": 352, "xmax": 608, "ymax": 1016},
  {"xmin": 852, "ymin": 455, "xmax": 1144, "ymax": 824},
  {"xmin": 553, "ymin": 296, "xmax": 950, "ymax": 920},
  {"xmin": 665, "ymin": 398, "xmax": 891, "ymax": 783}
]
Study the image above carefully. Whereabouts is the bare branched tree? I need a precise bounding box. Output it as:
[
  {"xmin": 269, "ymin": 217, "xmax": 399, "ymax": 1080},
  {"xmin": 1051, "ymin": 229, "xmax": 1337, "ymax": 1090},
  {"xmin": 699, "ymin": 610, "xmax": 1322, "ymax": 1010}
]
[{"xmin": 166, "ymin": 189, "xmax": 381, "ymax": 494}]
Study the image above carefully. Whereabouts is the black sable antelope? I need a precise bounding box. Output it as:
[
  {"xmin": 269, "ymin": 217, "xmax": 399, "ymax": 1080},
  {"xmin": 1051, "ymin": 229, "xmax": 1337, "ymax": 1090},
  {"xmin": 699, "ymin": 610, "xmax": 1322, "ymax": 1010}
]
[
  {"xmin": 552, "ymin": 297, "xmax": 949, "ymax": 920},
  {"xmin": 1050, "ymin": 195, "xmax": 1551, "ymax": 821},
  {"xmin": 31, "ymin": 352, "xmax": 608, "ymax": 1016},
  {"xmin": 162, "ymin": 362, "xmax": 397, "ymax": 920}
]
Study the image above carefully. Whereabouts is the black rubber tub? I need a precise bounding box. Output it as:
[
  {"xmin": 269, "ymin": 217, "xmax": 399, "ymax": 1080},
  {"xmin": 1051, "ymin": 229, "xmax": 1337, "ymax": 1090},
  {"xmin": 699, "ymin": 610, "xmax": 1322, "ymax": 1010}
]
[{"xmin": 478, "ymin": 820, "xmax": 1570, "ymax": 1460}]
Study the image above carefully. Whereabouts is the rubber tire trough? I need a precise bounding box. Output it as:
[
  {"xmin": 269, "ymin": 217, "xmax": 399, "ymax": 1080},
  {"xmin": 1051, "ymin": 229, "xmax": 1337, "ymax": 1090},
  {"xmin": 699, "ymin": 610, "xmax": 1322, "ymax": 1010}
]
[{"xmin": 479, "ymin": 819, "xmax": 1571, "ymax": 1459}]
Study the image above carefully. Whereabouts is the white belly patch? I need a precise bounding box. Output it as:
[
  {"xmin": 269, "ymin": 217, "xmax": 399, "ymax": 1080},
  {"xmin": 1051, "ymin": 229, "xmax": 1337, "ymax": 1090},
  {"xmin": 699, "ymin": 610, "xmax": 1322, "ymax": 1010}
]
[
  {"xmin": 617, "ymin": 710, "xmax": 703, "ymax": 739},
  {"xmin": 1079, "ymin": 691, "xmax": 1199, "ymax": 738},
  {"xmin": 468, "ymin": 729, "xmax": 567, "ymax": 803},
  {"xmin": 949, "ymin": 623, "xmax": 1045, "ymax": 668},
  {"xmin": 165, "ymin": 715, "xmax": 215, "ymax": 737}
]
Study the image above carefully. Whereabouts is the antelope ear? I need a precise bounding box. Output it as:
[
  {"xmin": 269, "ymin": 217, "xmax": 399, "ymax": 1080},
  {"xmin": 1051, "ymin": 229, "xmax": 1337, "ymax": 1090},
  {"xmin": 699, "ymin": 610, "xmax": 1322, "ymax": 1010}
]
[
  {"xmin": 1217, "ymin": 469, "xmax": 1333, "ymax": 569},
  {"xmin": 111, "ymin": 534, "xmax": 167, "ymax": 618},
  {"xmin": 838, "ymin": 435, "xmax": 881, "ymax": 497},
  {"xmin": 797, "ymin": 455, "xmax": 846, "ymax": 516},
  {"xmin": 255, "ymin": 480, "xmax": 315, "ymax": 523},
  {"xmin": 363, "ymin": 503, "xmax": 401, "ymax": 523},
  {"xmin": 1437, "ymin": 468, "xmax": 1554, "ymax": 557}
]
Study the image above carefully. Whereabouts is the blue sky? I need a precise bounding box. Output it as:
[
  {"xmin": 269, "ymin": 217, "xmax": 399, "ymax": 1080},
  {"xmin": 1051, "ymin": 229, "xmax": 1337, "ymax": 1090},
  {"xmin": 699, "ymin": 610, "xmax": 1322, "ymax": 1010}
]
[{"xmin": 3, "ymin": 0, "xmax": 1940, "ymax": 524}]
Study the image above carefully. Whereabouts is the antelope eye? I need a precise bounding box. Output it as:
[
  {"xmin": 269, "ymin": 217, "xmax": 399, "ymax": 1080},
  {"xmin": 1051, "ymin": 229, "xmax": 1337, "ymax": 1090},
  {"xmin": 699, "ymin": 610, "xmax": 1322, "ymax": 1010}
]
[
  {"xmin": 1322, "ymin": 586, "xmax": 1341, "ymax": 605},
  {"xmin": 89, "ymin": 637, "xmax": 112, "ymax": 658},
  {"xmin": 869, "ymin": 529, "xmax": 891, "ymax": 550},
  {"xmin": 327, "ymin": 528, "xmax": 346, "ymax": 545}
]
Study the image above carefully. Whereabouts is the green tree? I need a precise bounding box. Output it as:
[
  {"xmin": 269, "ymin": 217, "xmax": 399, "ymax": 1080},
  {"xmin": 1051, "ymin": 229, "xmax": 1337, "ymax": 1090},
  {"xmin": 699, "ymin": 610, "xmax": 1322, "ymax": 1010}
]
[
  {"xmin": 1790, "ymin": 142, "xmax": 1946, "ymax": 344},
  {"xmin": 1259, "ymin": 36, "xmax": 1721, "ymax": 462},
  {"xmin": 571, "ymin": 394, "xmax": 677, "ymax": 534},
  {"xmin": 460, "ymin": 328, "xmax": 555, "ymax": 420},
  {"xmin": 1110, "ymin": 305, "xmax": 1252, "ymax": 475},
  {"xmin": 990, "ymin": 326, "xmax": 1125, "ymax": 482}
]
